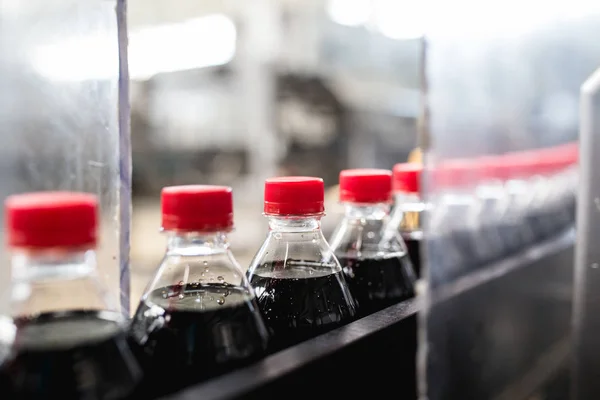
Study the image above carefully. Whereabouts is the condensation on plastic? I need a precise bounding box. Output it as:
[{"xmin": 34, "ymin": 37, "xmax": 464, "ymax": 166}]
[
  {"xmin": 0, "ymin": 0, "xmax": 130, "ymax": 317},
  {"xmin": 420, "ymin": 4, "xmax": 593, "ymax": 399}
]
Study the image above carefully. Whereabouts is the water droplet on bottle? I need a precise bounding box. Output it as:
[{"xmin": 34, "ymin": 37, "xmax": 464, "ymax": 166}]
[
  {"xmin": 224, "ymin": 290, "xmax": 230, "ymax": 297},
  {"xmin": 178, "ymin": 294, "xmax": 184, "ymax": 299},
  {"xmin": 217, "ymin": 297, "xmax": 225, "ymax": 305},
  {"xmin": 204, "ymin": 267, "xmax": 209, "ymax": 273},
  {"xmin": 309, "ymin": 269, "xmax": 314, "ymax": 275},
  {"xmin": 209, "ymin": 277, "xmax": 215, "ymax": 282},
  {"xmin": 161, "ymin": 292, "xmax": 168, "ymax": 299},
  {"xmin": 203, "ymin": 261, "xmax": 208, "ymax": 266},
  {"xmin": 217, "ymin": 276, "xmax": 224, "ymax": 282},
  {"xmin": 201, "ymin": 272, "xmax": 206, "ymax": 277},
  {"xmin": 274, "ymin": 233, "xmax": 282, "ymax": 239},
  {"xmin": 177, "ymin": 281, "xmax": 184, "ymax": 286}
]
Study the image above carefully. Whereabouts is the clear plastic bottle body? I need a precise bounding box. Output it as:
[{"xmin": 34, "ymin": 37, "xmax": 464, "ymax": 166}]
[
  {"xmin": 3, "ymin": 248, "xmax": 141, "ymax": 399},
  {"xmin": 429, "ymin": 187, "xmax": 479, "ymax": 282},
  {"xmin": 11, "ymin": 249, "xmax": 114, "ymax": 316},
  {"xmin": 329, "ymin": 203, "xmax": 415, "ymax": 315},
  {"xmin": 247, "ymin": 215, "xmax": 356, "ymax": 350},
  {"xmin": 470, "ymin": 178, "xmax": 510, "ymax": 263},
  {"xmin": 556, "ymin": 162, "xmax": 578, "ymax": 227},
  {"xmin": 129, "ymin": 231, "xmax": 268, "ymax": 395}
]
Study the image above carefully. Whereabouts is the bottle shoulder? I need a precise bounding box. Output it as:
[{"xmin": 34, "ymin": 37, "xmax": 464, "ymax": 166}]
[
  {"xmin": 247, "ymin": 231, "xmax": 342, "ymax": 278},
  {"xmin": 329, "ymin": 217, "xmax": 408, "ymax": 259}
]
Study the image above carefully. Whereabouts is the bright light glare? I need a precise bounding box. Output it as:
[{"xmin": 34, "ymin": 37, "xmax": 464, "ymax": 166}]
[
  {"xmin": 328, "ymin": 0, "xmax": 600, "ymax": 40},
  {"xmin": 32, "ymin": 34, "xmax": 119, "ymax": 82},
  {"xmin": 130, "ymin": 14, "xmax": 236, "ymax": 80},
  {"xmin": 423, "ymin": 0, "xmax": 600, "ymax": 39},
  {"xmin": 326, "ymin": 0, "xmax": 371, "ymax": 27},
  {"xmin": 31, "ymin": 14, "xmax": 237, "ymax": 82},
  {"xmin": 374, "ymin": 0, "xmax": 426, "ymax": 40}
]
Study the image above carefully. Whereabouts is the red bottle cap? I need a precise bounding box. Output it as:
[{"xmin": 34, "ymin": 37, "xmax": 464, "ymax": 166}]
[
  {"xmin": 393, "ymin": 163, "xmax": 421, "ymax": 194},
  {"xmin": 476, "ymin": 156, "xmax": 507, "ymax": 181},
  {"xmin": 339, "ymin": 169, "xmax": 392, "ymax": 203},
  {"xmin": 161, "ymin": 185, "xmax": 234, "ymax": 232},
  {"xmin": 264, "ymin": 177, "xmax": 324, "ymax": 215},
  {"xmin": 5, "ymin": 192, "xmax": 98, "ymax": 249},
  {"xmin": 433, "ymin": 159, "xmax": 474, "ymax": 189}
]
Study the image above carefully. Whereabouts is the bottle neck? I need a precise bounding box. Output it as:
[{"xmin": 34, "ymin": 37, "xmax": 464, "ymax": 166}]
[
  {"xmin": 10, "ymin": 247, "xmax": 115, "ymax": 317},
  {"xmin": 166, "ymin": 231, "xmax": 230, "ymax": 256},
  {"xmin": 267, "ymin": 215, "xmax": 322, "ymax": 232},
  {"xmin": 394, "ymin": 192, "xmax": 420, "ymax": 204},
  {"xmin": 342, "ymin": 203, "xmax": 389, "ymax": 220},
  {"xmin": 11, "ymin": 248, "xmax": 97, "ymax": 283}
]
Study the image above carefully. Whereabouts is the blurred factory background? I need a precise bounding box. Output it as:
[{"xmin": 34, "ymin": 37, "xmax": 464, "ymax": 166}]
[
  {"xmin": 0, "ymin": 0, "xmax": 595, "ymax": 311},
  {"xmin": 125, "ymin": 0, "xmax": 422, "ymax": 300}
]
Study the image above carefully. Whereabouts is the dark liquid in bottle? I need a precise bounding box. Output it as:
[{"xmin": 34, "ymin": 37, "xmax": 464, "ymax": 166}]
[
  {"xmin": 1, "ymin": 310, "xmax": 140, "ymax": 400},
  {"xmin": 0, "ymin": 320, "xmax": 14, "ymax": 397},
  {"xmin": 249, "ymin": 262, "xmax": 356, "ymax": 351},
  {"xmin": 129, "ymin": 283, "xmax": 268, "ymax": 397},
  {"xmin": 403, "ymin": 237, "xmax": 421, "ymax": 278},
  {"xmin": 338, "ymin": 253, "xmax": 416, "ymax": 316}
]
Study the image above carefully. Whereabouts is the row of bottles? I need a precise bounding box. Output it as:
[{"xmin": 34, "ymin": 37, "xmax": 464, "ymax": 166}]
[
  {"xmin": 429, "ymin": 142, "xmax": 578, "ymax": 283},
  {"xmin": 0, "ymin": 167, "xmax": 420, "ymax": 399},
  {"xmin": 0, "ymin": 141, "xmax": 576, "ymax": 398}
]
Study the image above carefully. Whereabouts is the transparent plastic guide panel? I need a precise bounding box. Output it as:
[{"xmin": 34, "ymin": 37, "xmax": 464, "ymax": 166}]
[
  {"xmin": 0, "ymin": 0, "xmax": 125, "ymax": 314},
  {"xmin": 573, "ymin": 68, "xmax": 600, "ymax": 400},
  {"xmin": 422, "ymin": 4, "xmax": 598, "ymax": 399}
]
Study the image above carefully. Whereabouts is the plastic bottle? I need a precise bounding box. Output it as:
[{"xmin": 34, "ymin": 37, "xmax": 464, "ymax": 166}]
[
  {"xmin": 129, "ymin": 185, "xmax": 268, "ymax": 396},
  {"xmin": 502, "ymin": 150, "xmax": 558, "ymax": 243},
  {"xmin": 2, "ymin": 192, "xmax": 141, "ymax": 399},
  {"xmin": 428, "ymin": 160, "xmax": 480, "ymax": 282},
  {"xmin": 247, "ymin": 177, "xmax": 356, "ymax": 350},
  {"xmin": 534, "ymin": 143, "xmax": 578, "ymax": 233},
  {"xmin": 469, "ymin": 156, "xmax": 515, "ymax": 262},
  {"xmin": 329, "ymin": 169, "xmax": 416, "ymax": 316},
  {"xmin": 389, "ymin": 163, "xmax": 424, "ymax": 278}
]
